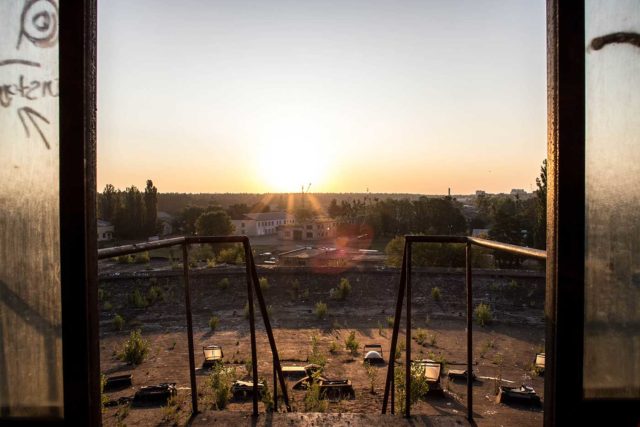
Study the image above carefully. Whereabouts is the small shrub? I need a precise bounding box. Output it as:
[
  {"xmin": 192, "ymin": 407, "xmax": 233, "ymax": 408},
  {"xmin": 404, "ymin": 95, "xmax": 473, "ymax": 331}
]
[
  {"xmin": 119, "ymin": 329, "xmax": 149, "ymax": 365},
  {"xmin": 100, "ymin": 373, "xmax": 109, "ymax": 412},
  {"xmin": 394, "ymin": 363, "xmax": 430, "ymax": 415},
  {"xmin": 413, "ymin": 328, "xmax": 428, "ymax": 345},
  {"xmin": 206, "ymin": 258, "xmax": 216, "ymax": 268},
  {"xmin": 209, "ymin": 315, "xmax": 220, "ymax": 332},
  {"xmin": 218, "ymin": 277, "xmax": 230, "ymax": 290},
  {"xmin": 117, "ymin": 254, "xmax": 133, "ymax": 264},
  {"xmin": 129, "ymin": 288, "xmax": 148, "ymax": 308},
  {"xmin": 329, "ymin": 341, "xmax": 339, "ymax": 354},
  {"xmin": 386, "ymin": 316, "xmax": 395, "ymax": 328},
  {"xmin": 394, "ymin": 341, "xmax": 405, "ymax": 361},
  {"xmin": 259, "ymin": 277, "xmax": 269, "ymax": 291},
  {"xmin": 207, "ymin": 364, "xmax": 233, "ymax": 410},
  {"xmin": 147, "ymin": 285, "xmax": 164, "ymax": 304},
  {"xmin": 308, "ymin": 335, "xmax": 327, "ymax": 367},
  {"xmin": 364, "ymin": 361, "xmax": 378, "ymax": 394},
  {"xmin": 315, "ymin": 301, "xmax": 328, "ymax": 319},
  {"xmin": 429, "ymin": 333, "xmax": 437, "ymax": 346},
  {"xmin": 261, "ymin": 378, "xmax": 275, "ymax": 412},
  {"xmin": 431, "ymin": 287, "xmax": 441, "ymax": 301},
  {"xmin": 301, "ymin": 288, "xmax": 310, "ymax": 299},
  {"xmin": 474, "ymin": 303, "xmax": 493, "ymax": 326},
  {"xmin": 344, "ymin": 331, "xmax": 359, "ymax": 356},
  {"xmin": 329, "ymin": 277, "xmax": 351, "ymax": 300},
  {"xmin": 113, "ymin": 313, "xmax": 125, "ymax": 331},
  {"xmin": 217, "ymin": 245, "xmax": 245, "ymax": 264},
  {"xmin": 133, "ymin": 251, "xmax": 150, "ymax": 264},
  {"xmin": 162, "ymin": 394, "xmax": 180, "ymax": 425},
  {"xmin": 303, "ymin": 372, "xmax": 328, "ymax": 412},
  {"xmin": 103, "ymin": 301, "xmax": 113, "ymax": 311},
  {"xmin": 377, "ymin": 321, "xmax": 386, "ymax": 337}
]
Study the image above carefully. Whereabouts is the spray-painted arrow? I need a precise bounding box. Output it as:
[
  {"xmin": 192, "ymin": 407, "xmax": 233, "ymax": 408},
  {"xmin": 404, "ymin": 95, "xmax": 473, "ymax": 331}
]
[{"xmin": 18, "ymin": 106, "xmax": 50, "ymax": 149}]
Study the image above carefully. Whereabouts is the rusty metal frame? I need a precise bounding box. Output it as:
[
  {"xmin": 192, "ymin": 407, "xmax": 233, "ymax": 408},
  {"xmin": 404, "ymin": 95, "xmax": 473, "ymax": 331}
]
[
  {"xmin": 97, "ymin": 236, "xmax": 292, "ymax": 416},
  {"xmin": 381, "ymin": 235, "xmax": 546, "ymax": 421}
]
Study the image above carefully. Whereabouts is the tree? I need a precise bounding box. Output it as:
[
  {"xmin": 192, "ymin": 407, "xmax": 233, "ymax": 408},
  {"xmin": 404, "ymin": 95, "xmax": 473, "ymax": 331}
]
[
  {"xmin": 195, "ymin": 210, "xmax": 234, "ymax": 236},
  {"xmin": 226, "ymin": 203, "xmax": 250, "ymax": 219},
  {"xmin": 534, "ymin": 159, "xmax": 547, "ymax": 249},
  {"xmin": 180, "ymin": 206, "xmax": 205, "ymax": 235},
  {"xmin": 143, "ymin": 180, "xmax": 158, "ymax": 236},
  {"xmin": 100, "ymin": 184, "xmax": 118, "ymax": 222}
]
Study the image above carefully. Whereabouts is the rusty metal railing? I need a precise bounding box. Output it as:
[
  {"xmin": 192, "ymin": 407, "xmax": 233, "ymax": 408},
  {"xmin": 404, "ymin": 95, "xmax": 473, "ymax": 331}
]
[
  {"xmin": 98, "ymin": 236, "xmax": 292, "ymax": 416},
  {"xmin": 381, "ymin": 235, "xmax": 546, "ymax": 421}
]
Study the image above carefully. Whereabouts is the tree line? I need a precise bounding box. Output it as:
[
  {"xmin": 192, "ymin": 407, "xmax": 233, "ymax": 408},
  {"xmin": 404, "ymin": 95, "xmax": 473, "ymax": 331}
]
[{"xmin": 98, "ymin": 180, "xmax": 158, "ymax": 240}]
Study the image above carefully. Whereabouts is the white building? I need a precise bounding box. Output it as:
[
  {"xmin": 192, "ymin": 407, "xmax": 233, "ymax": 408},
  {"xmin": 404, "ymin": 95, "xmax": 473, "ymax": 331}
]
[
  {"xmin": 231, "ymin": 211, "xmax": 295, "ymax": 236},
  {"xmin": 97, "ymin": 219, "xmax": 114, "ymax": 242}
]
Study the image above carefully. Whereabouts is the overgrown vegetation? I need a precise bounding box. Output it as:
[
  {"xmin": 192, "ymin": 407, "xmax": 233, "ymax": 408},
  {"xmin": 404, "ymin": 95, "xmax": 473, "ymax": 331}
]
[
  {"xmin": 394, "ymin": 363, "xmax": 430, "ymax": 415},
  {"xmin": 261, "ymin": 378, "xmax": 275, "ymax": 412},
  {"xmin": 413, "ymin": 329, "xmax": 437, "ymax": 346},
  {"xmin": 162, "ymin": 394, "xmax": 180, "ymax": 426},
  {"xmin": 147, "ymin": 285, "xmax": 165, "ymax": 304},
  {"xmin": 329, "ymin": 277, "xmax": 351, "ymax": 300},
  {"xmin": 100, "ymin": 373, "xmax": 109, "ymax": 412},
  {"xmin": 209, "ymin": 315, "xmax": 220, "ymax": 332},
  {"xmin": 431, "ymin": 286, "xmax": 441, "ymax": 301},
  {"xmin": 118, "ymin": 329, "xmax": 149, "ymax": 365},
  {"xmin": 259, "ymin": 276, "xmax": 269, "ymax": 292},
  {"xmin": 314, "ymin": 301, "xmax": 328, "ymax": 319},
  {"xmin": 303, "ymin": 371, "xmax": 328, "ymax": 412},
  {"xmin": 308, "ymin": 335, "xmax": 327, "ymax": 367},
  {"xmin": 113, "ymin": 313, "xmax": 125, "ymax": 331},
  {"xmin": 133, "ymin": 251, "xmax": 150, "ymax": 264},
  {"xmin": 206, "ymin": 364, "xmax": 235, "ymax": 410},
  {"xmin": 116, "ymin": 254, "xmax": 133, "ymax": 264},
  {"xmin": 386, "ymin": 316, "xmax": 395, "ymax": 327},
  {"xmin": 344, "ymin": 331, "xmax": 359, "ymax": 356},
  {"xmin": 128, "ymin": 288, "xmax": 148, "ymax": 308},
  {"xmin": 218, "ymin": 277, "xmax": 230, "ymax": 290},
  {"xmin": 474, "ymin": 303, "xmax": 493, "ymax": 326},
  {"xmin": 364, "ymin": 361, "xmax": 378, "ymax": 394}
]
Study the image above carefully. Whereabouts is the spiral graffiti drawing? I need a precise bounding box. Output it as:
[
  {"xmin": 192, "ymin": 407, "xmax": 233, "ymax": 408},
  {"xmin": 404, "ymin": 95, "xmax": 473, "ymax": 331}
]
[{"xmin": 17, "ymin": 0, "xmax": 59, "ymax": 49}]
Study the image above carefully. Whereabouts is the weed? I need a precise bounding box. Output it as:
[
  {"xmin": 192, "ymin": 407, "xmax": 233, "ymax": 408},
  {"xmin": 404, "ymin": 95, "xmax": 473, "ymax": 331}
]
[
  {"xmin": 301, "ymin": 288, "xmax": 310, "ymax": 299},
  {"xmin": 314, "ymin": 301, "xmax": 328, "ymax": 320},
  {"xmin": 116, "ymin": 255, "xmax": 133, "ymax": 264},
  {"xmin": 429, "ymin": 333, "xmax": 437, "ymax": 346},
  {"xmin": 218, "ymin": 278, "xmax": 230, "ymax": 290},
  {"xmin": 133, "ymin": 251, "xmax": 150, "ymax": 264},
  {"xmin": 329, "ymin": 277, "xmax": 351, "ymax": 300},
  {"xmin": 431, "ymin": 287, "xmax": 441, "ymax": 301},
  {"xmin": 259, "ymin": 277, "xmax": 269, "ymax": 291},
  {"xmin": 394, "ymin": 341, "xmax": 405, "ymax": 361},
  {"xmin": 303, "ymin": 371, "xmax": 328, "ymax": 412},
  {"xmin": 206, "ymin": 258, "xmax": 216, "ymax": 268},
  {"xmin": 364, "ymin": 362, "xmax": 378, "ymax": 394},
  {"xmin": 103, "ymin": 301, "xmax": 113, "ymax": 311},
  {"xmin": 206, "ymin": 364, "xmax": 234, "ymax": 410},
  {"xmin": 329, "ymin": 341, "xmax": 339, "ymax": 354},
  {"xmin": 413, "ymin": 329, "xmax": 428, "ymax": 345},
  {"xmin": 394, "ymin": 363, "xmax": 429, "ymax": 415},
  {"xmin": 261, "ymin": 378, "xmax": 275, "ymax": 412},
  {"xmin": 508, "ymin": 279, "xmax": 520, "ymax": 290},
  {"xmin": 115, "ymin": 403, "xmax": 130, "ymax": 425},
  {"xmin": 169, "ymin": 341, "xmax": 176, "ymax": 351},
  {"xmin": 147, "ymin": 285, "xmax": 164, "ymax": 304},
  {"xmin": 377, "ymin": 321, "xmax": 386, "ymax": 337},
  {"xmin": 128, "ymin": 288, "xmax": 148, "ymax": 309},
  {"xmin": 344, "ymin": 331, "xmax": 359, "ymax": 356},
  {"xmin": 474, "ymin": 303, "xmax": 493, "ymax": 326},
  {"xmin": 162, "ymin": 394, "xmax": 180, "ymax": 426},
  {"xmin": 100, "ymin": 373, "xmax": 109, "ymax": 412},
  {"xmin": 113, "ymin": 314, "xmax": 125, "ymax": 331},
  {"xmin": 209, "ymin": 315, "xmax": 220, "ymax": 332},
  {"xmin": 308, "ymin": 335, "xmax": 327, "ymax": 367},
  {"xmin": 386, "ymin": 316, "xmax": 395, "ymax": 328},
  {"xmin": 118, "ymin": 329, "xmax": 149, "ymax": 365}
]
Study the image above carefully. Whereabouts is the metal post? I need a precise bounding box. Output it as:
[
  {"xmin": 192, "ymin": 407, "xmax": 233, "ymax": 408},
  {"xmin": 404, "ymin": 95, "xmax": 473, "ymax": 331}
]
[
  {"xmin": 273, "ymin": 364, "xmax": 278, "ymax": 412},
  {"xmin": 382, "ymin": 243, "xmax": 408, "ymax": 414},
  {"xmin": 466, "ymin": 242, "xmax": 473, "ymax": 422},
  {"xmin": 246, "ymin": 247, "xmax": 292, "ymax": 411},
  {"xmin": 244, "ymin": 245, "xmax": 259, "ymax": 416},
  {"xmin": 405, "ymin": 242, "xmax": 412, "ymax": 418},
  {"xmin": 391, "ymin": 368, "xmax": 395, "ymax": 414},
  {"xmin": 182, "ymin": 243, "xmax": 198, "ymax": 414}
]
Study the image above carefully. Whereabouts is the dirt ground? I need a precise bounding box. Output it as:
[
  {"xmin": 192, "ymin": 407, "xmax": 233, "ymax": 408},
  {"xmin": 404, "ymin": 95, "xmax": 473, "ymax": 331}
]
[{"xmin": 98, "ymin": 265, "xmax": 545, "ymax": 426}]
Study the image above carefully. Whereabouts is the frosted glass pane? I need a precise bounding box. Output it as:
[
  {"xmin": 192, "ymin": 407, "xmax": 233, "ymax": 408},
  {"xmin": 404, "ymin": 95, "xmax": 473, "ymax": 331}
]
[
  {"xmin": 585, "ymin": 0, "xmax": 640, "ymax": 399},
  {"xmin": 0, "ymin": 0, "xmax": 62, "ymax": 417}
]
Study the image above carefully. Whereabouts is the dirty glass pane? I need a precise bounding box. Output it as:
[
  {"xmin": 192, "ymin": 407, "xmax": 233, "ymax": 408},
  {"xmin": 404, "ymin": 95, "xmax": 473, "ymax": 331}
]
[
  {"xmin": 0, "ymin": 0, "xmax": 63, "ymax": 418},
  {"xmin": 585, "ymin": 0, "xmax": 640, "ymax": 399}
]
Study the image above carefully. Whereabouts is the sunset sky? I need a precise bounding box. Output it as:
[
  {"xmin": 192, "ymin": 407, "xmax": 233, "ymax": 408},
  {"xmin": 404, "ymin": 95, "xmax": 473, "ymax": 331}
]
[{"xmin": 97, "ymin": 0, "xmax": 546, "ymax": 194}]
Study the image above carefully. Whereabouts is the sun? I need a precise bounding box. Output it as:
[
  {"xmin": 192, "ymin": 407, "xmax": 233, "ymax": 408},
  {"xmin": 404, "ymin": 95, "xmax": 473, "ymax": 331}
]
[{"xmin": 255, "ymin": 132, "xmax": 331, "ymax": 193}]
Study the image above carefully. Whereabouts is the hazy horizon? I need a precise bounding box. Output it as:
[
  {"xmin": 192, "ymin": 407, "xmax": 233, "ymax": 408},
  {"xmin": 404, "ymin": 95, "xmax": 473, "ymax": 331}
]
[{"xmin": 98, "ymin": 1, "xmax": 546, "ymax": 194}]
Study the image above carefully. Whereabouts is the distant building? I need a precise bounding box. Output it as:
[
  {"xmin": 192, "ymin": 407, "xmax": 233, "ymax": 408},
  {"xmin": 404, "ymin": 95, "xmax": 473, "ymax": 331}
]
[
  {"xmin": 475, "ymin": 190, "xmax": 486, "ymax": 196},
  {"xmin": 278, "ymin": 217, "xmax": 337, "ymax": 241},
  {"xmin": 157, "ymin": 211, "xmax": 174, "ymax": 236},
  {"xmin": 97, "ymin": 220, "xmax": 114, "ymax": 242},
  {"xmin": 231, "ymin": 211, "xmax": 295, "ymax": 236},
  {"xmin": 510, "ymin": 188, "xmax": 527, "ymax": 197}
]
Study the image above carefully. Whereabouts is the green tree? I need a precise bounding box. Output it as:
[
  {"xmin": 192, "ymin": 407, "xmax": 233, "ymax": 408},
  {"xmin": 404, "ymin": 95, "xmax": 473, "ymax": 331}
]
[
  {"xmin": 143, "ymin": 180, "xmax": 158, "ymax": 236},
  {"xmin": 195, "ymin": 210, "xmax": 234, "ymax": 236},
  {"xmin": 99, "ymin": 184, "xmax": 118, "ymax": 222},
  {"xmin": 534, "ymin": 159, "xmax": 547, "ymax": 249},
  {"xmin": 180, "ymin": 206, "xmax": 205, "ymax": 235}
]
